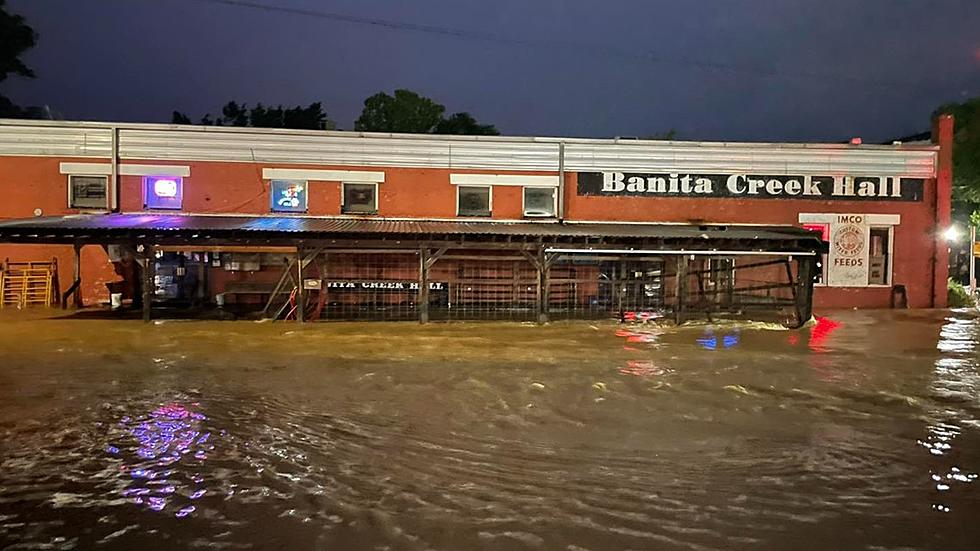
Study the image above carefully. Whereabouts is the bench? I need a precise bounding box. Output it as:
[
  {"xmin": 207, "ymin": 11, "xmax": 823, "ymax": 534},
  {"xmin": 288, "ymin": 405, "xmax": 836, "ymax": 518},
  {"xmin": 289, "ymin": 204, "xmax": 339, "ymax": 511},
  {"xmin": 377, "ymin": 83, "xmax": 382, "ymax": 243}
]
[{"xmin": 221, "ymin": 282, "xmax": 279, "ymax": 303}]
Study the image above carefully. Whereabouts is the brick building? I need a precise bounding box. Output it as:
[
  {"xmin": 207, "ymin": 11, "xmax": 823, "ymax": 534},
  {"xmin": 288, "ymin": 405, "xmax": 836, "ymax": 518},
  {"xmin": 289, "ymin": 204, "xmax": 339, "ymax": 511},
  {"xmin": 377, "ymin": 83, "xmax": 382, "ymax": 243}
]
[{"xmin": 0, "ymin": 117, "xmax": 954, "ymax": 323}]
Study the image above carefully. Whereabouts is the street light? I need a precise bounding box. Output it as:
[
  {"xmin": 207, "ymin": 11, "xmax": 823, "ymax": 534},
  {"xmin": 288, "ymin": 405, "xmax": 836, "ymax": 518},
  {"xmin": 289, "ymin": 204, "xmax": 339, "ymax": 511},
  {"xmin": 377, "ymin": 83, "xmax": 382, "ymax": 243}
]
[{"xmin": 944, "ymin": 225, "xmax": 963, "ymax": 242}]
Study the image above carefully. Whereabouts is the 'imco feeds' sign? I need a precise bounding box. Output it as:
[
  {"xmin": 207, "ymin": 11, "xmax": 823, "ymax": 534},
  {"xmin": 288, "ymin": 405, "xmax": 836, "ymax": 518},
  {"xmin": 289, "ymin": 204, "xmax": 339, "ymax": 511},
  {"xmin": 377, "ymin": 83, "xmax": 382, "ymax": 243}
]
[
  {"xmin": 827, "ymin": 215, "xmax": 870, "ymax": 286},
  {"xmin": 577, "ymin": 172, "xmax": 924, "ymax": 202}
]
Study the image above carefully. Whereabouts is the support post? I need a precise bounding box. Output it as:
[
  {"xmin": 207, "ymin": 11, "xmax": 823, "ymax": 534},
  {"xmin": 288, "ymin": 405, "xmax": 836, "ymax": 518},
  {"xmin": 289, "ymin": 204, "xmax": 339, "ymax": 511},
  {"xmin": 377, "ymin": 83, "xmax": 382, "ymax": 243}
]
[
  {"xmin": 616, "ymin": 259, "xmax": 625, "ymax": 321},
  {"xmin": 142, "ymin": 245, "xmax": 153, "ymax": 323},
  {"xmin": 418, "ymin": 248, "xmax": 430, "ymax": 324},
  {"xmin": 537, "ymin": 247, "xmax": 550, "ymax": 324},
  {"xmin": 792, "ymin": 256, "xmax": 816, "ymax": 328},
  {"xmin": 296, "ymin": 246, "xmax": 305, "ymax": 322},
  {"xmin": 674, "ymin": 255, "xmax": 688, "ymax": 325},
  {"xmin": 197, "ymin": 252, "xmax": 207, "ymax": 305},
  {"xmin": 72, "ymin": 243, "xmax": 82, "ymax": 309},
  {"xmin": 971, "ymin": 225, "xmax": 976, "ymax": 296}
]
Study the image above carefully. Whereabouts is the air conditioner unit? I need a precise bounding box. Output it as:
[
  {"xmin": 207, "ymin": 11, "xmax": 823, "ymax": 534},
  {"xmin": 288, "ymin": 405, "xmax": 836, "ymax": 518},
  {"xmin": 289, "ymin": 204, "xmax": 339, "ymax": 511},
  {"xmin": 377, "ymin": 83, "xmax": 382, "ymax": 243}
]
[{"xmin": 524, "ymin": 210, "xmax": 554, "ymax": 218}]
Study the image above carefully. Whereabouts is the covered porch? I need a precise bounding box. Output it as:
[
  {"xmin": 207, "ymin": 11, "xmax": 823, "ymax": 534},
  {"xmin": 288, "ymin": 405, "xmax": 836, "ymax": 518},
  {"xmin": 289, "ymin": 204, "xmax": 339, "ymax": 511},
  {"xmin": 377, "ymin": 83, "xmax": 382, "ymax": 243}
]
[{"xmin": 0, "ymin": 214, "xmax": 826, "ymax": 327}]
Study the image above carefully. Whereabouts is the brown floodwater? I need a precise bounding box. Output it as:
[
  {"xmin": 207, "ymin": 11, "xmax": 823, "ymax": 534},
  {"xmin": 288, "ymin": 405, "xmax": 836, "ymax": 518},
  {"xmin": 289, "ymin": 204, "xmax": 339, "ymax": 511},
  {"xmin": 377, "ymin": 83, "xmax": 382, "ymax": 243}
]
[{"xmin": 1, "ymin": 309, "xmax": 979, "ymax": 550}]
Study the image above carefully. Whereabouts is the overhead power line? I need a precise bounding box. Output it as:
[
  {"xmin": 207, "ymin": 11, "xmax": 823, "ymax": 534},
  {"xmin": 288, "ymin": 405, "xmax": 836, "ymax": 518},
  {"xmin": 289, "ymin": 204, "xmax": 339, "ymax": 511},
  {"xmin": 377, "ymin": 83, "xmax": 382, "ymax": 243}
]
[{"xmin": 185, "ymin": 0, "xmax": 935, "ymax": 90}]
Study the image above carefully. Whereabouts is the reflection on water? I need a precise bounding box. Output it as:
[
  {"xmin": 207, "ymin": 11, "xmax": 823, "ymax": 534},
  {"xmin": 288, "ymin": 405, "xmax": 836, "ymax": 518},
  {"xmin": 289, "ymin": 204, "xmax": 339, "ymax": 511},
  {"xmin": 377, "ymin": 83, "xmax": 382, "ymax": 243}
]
[
  {"xmin": 109, "ymin": 402, "xmax": 215, "ymax": 517},
  {"xmin": 1, "ymin": 309, "xmax": 980, "ymax": 549},
  {"xmin": 920, "ymin": 316, "xmax": 980, "ymax": 514}
]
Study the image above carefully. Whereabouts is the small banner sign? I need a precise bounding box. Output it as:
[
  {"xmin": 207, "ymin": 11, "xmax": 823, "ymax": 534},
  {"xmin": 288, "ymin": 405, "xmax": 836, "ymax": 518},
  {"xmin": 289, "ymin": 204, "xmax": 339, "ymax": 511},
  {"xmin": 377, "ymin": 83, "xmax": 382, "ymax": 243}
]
[
  {"xmin": 324, "ymin": 280, "xmax": 446, "ymax": 291},
  {"xmin": 577, "ymin": 172, "xmax": 924, "ymax": 202}
]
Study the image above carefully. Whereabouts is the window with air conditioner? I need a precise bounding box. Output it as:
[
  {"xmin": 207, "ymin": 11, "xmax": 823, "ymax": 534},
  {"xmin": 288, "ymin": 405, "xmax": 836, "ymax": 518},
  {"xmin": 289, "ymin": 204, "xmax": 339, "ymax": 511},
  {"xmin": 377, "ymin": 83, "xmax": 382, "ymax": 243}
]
[
  {"xmin": 68, "ymin": 175, "xmax": 108, "ymax": 210},
  {"xmin": 342, "ymin": 183, "xmax": 378, "ymax": 214},
  {"xmin": 523, "ymin": 187, "xmax": 556, "ymax": 218}
]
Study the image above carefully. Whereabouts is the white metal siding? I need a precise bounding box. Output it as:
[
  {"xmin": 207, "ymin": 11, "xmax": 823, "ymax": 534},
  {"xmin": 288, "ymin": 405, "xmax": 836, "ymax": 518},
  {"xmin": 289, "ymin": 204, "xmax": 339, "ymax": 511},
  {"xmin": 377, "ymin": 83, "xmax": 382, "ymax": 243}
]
[
  {"xmin": 0, "ymin": 120, "xmax": 938, "ymax": 178},
  {"xmin": 0, "ymin": 124, "xmax": 111, "ymax": 158}
]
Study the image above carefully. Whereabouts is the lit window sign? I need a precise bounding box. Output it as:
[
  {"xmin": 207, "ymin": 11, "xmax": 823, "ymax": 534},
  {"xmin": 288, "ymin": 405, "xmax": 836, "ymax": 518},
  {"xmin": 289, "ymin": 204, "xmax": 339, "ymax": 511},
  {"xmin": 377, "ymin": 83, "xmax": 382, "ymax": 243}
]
[
  {"xmin": 154, "ymin": 179, "xmax": 179, "ymax": 198},
  {"xmin": 144, "ymin": 176, "xmax": 183, "ymax": 210},
  {"xmin": 270, "ymin": 180, "xmax": 307, "ymax": 213}
]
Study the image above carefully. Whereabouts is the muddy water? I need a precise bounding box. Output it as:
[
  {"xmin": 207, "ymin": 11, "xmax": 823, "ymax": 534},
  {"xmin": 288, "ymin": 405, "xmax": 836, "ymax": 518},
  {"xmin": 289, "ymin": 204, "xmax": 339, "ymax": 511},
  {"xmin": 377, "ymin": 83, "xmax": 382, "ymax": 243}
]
[{"xmin": 1, "ymin": 310, "xmax": 980, "ymax": 550}]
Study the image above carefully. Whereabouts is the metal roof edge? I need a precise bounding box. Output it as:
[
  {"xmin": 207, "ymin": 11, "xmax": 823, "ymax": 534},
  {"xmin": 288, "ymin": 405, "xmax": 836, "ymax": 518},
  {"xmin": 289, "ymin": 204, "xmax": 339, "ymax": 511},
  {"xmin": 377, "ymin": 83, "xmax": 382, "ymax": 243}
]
[{"xmin": 0, "ymin": 118, "xmax": 939, "ymax": 152}]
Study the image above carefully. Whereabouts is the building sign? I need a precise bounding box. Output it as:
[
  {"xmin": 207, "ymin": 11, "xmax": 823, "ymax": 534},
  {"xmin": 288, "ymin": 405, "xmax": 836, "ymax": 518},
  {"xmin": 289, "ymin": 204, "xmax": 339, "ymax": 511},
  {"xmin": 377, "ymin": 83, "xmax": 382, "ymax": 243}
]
[
  {"xmin": 826, "ymin": 215, "xmax": 870, "ymax": 286},
  {"xmin": 577, "ymin": 172, "xmax": 924, "ymax": 202},
  {"xmin": 325, "ymin": 280, "xmax": 446, "ymax": 291},
  {"xmin": 270, "ymin": 180, "xmax": 307, "ymax": 213},
  {"xmin": 144, "ymin": 176, "xmax": 184, "ymax": 210}
]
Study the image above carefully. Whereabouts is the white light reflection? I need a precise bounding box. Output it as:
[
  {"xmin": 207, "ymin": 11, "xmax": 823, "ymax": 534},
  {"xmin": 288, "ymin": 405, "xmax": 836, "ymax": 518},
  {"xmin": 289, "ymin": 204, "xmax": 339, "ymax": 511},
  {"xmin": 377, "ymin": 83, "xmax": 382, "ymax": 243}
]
[{"xmin": 922, "ymin": 316, "xmax": 980, "ymax": 513}]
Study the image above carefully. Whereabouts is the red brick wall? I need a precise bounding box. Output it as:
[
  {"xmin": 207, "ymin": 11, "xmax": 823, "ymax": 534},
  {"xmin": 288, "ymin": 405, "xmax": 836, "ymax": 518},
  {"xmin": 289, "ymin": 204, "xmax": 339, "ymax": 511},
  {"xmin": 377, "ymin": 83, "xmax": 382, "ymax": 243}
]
[
  {"xmin": 565, "ymin": 172, "xmax": 942, "ymax": 308},
  {"xmin": 0, "ymin": 154, "xmax": 948, "ymax": 310},
  {"xmin": 0, "ymin": 156, "xmax": 120, "ymax": 306}
]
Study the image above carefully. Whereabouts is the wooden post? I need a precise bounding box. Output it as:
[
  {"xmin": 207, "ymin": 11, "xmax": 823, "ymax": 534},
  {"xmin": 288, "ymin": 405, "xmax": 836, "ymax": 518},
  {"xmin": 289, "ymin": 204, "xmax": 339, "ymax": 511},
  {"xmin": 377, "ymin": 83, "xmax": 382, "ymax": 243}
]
[
  {"xmin": 72, "ymin": 243, "xmax": 82, "ymax": 309},
  {"xmin": 296, "ymin": 246, "xmax": 305, "ymax": 322},
  {"xmin": 538, "ymin": 247, "xmax": 550, "ymax": 324},
  {"xmin": 197, "ymin": 252, "xmax": 207, "ymax": 305},
  {"xmin": 418, "ymin": 248, "xmax": 430, "ymax": 324},
  {"xmin": 793, "ymin": 256, "xmax": 816, "ymax": 328},
  {"xmin": 616, "ymin": 259, "xmax": 625, "ymax": 321},
  {"xmin": 142, "ymin": 245, "xmax": 153, "ymax": 323},
  {"xmin": 674, "ymin": 255, "xmax": 688, "ymax": 325}
]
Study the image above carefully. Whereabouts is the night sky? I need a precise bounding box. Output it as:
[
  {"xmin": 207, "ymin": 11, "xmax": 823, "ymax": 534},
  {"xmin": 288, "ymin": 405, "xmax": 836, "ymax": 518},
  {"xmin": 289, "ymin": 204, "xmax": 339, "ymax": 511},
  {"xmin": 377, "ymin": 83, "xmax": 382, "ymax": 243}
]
[{"xmin": 5, "ymin": 0, "xmax": 980, "ymax": 142}]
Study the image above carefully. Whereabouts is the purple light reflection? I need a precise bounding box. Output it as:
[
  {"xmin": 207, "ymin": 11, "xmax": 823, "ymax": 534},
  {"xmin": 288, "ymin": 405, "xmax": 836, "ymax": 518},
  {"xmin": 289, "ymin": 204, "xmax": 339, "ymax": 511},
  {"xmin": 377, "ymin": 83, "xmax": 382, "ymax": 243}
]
[{"xmin": 109, "ymin": 401, "xmax": 216, "ymax": 518}]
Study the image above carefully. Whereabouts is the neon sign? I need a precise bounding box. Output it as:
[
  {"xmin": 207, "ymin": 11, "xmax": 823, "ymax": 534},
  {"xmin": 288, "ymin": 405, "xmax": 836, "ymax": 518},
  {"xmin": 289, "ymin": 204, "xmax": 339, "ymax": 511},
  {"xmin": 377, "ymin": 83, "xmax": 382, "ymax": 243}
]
[
  {"xmin": 144, "ymin": 176, "xmax": 183, "ymax": 209},
  {"xmin": 270, "ymin": 180, "xmax": 307, "ymax": 213}
]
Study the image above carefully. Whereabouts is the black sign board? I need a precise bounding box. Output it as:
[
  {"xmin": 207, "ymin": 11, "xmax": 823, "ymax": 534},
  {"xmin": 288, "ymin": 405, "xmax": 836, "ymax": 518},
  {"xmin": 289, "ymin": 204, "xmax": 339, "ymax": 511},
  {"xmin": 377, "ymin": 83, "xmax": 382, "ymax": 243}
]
[
  {"xmin": 577, "ymin": 172, "xmax": 924, "ymax": 202},
  {"xmin": 325, "ymin": 280, "xmax": 446, "ymax": 292}
]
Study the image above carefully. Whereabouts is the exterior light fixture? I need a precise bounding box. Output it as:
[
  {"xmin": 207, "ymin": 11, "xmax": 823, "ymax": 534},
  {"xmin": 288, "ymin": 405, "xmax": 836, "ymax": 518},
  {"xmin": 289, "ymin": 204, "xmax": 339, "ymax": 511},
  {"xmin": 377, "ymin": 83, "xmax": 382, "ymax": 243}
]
[{"xmin": 943, "ymin": 225, "xmax": 962, "ymax": 242}]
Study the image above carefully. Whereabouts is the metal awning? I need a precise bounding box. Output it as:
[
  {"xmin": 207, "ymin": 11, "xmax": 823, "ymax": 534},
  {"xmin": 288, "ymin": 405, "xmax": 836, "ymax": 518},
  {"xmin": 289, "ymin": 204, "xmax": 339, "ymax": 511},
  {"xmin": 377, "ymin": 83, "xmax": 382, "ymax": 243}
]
[{"xmin": 0, "ymin": 214, "xmax": 826, "ymax": 253}]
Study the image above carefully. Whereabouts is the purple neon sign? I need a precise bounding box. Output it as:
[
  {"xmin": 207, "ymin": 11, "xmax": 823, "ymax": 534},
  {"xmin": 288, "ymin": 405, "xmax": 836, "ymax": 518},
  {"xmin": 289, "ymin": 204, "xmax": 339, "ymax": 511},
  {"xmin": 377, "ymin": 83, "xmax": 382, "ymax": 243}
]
[{"xmin": 144, "ymin": 176, "xmax": 183, "ymax": 210}]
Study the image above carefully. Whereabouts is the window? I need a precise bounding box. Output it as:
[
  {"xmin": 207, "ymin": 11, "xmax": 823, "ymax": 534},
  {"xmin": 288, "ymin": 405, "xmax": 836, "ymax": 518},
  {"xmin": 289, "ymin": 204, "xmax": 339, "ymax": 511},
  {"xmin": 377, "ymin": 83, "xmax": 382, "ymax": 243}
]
[
  {"xmin": 270, "ymin": 180, "xmax": 308, "ymax": 213},
  {"xmin": 144, "ymin": 176, "xmax": 183, "ymax": 210},
  {"xmin": 457, "ymin": 186, "xmax": 491, "ymax": 217},
  {"xmin": 69, "ymin": 175, "xmax": 108, "ymax": 210},
  {"xmin": 342, "ymin": 183, "xmax": 378, "ymax": 214},
  {"xmin": 803, "ymin": 223, "xmax": 829, "ymax": 284},
  {"xmin": 868, "ymin": 226, "xmax": 892, "ymax": 285},
  {"xmin": 523, "ymin": 187, "xmax": 556, "ymax": 217}
]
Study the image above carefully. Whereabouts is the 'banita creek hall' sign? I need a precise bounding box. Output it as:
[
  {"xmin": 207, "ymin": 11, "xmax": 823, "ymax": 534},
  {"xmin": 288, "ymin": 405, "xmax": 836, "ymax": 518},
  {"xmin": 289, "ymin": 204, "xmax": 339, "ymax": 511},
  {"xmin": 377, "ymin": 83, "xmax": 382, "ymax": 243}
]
[{"xmin": 578, "ymin": 172, "xmax": 925, "ymax": 201}]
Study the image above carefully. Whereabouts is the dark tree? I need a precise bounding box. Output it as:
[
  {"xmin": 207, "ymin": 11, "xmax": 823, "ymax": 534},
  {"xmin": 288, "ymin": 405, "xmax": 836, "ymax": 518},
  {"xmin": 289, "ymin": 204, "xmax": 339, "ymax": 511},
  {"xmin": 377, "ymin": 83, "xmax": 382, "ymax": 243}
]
[
  {"xmin": 434, "ymin": 112, "xmax": 500, "ymax": 136},
  {"xmin": 0, "ymin": 0, "xmax": 40, "ymax": 118},
  {"xmin": 355, "ymin": 89, "xmax": 446, "ymax": 133},
  {"xmin": 283, "ymin": 102, "xmax": 329, "ymax": 130},
  {"xmin": 248, "ymin": 103, "xmax": 282, "ymax": 127},
  {"xmin": 171, "ymin": 111, "xmax": 192, "ymax": 124},
  {"xmin": 643, "ymin": 129, "xmax": 679, "ymax": 140},
  {"xmin": 170, "ymin": 101, "xmax": 334, "ymax": 130},
  {"xmin": 221, "ymin": 101, "xmax": 249, "ymax": 126}
]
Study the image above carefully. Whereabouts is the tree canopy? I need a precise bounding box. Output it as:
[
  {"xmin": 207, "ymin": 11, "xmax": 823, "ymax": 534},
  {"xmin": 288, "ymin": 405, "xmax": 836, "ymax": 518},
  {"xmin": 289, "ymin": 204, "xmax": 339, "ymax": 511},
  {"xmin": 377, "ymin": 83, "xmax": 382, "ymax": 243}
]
[
  {"xmin": 171, "ymin": 101, "xmax": 335, "ymax": 130},
  {"xmin": 0, "ymin": 0, "xmax": 41, "ymax": 118},
  {"xmin": 355, "ymin": 89, "xmax": 499, "ymax": 135},
  {"xmin": 434, "ymin": 112, "xmax": 499, "ymax": 136},
  {"xmin": 935, "ymin": 97, "xmax": 980, "ymax": 207},
  {"xmin": 354, "ymin": 89, "xmax": 446, "ymax": 133}
]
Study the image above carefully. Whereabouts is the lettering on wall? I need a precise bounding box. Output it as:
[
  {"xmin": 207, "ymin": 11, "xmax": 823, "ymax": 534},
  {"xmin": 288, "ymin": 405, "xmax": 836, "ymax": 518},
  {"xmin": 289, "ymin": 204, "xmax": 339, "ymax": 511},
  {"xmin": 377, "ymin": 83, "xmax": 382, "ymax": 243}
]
[
  {"xmin": 325, "ymin": 280, "xmax": 446, "ymax": 291},
  {"xmin": 577, "ymin": 172, "xmax": 925, "ymax": 202},
  {"xmin": 827, "ymin": 215, "xmax": 870, "ymax": 286}
]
